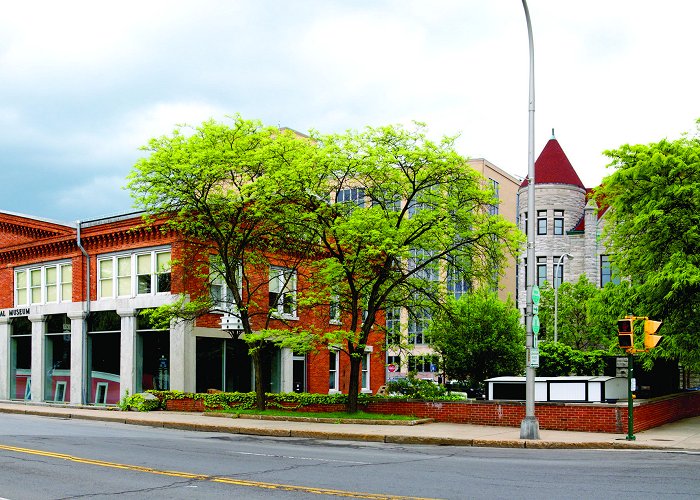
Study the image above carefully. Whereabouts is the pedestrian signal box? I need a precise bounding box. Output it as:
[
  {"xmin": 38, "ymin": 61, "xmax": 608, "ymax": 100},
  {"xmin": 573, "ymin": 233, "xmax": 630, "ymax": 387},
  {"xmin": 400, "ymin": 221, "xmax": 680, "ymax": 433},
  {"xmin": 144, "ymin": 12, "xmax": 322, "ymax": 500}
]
[{"xmin": 617, "ymin": 318, "xmax": 634, "ymax": 349}]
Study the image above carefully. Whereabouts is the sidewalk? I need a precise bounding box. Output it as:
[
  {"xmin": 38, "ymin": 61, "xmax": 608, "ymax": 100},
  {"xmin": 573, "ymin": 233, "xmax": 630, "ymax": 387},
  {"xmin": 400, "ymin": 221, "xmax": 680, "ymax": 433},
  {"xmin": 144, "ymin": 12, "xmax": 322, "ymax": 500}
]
[{"xmin": 2, "ymin": 401, "xmax": 700, "ymax": 451}]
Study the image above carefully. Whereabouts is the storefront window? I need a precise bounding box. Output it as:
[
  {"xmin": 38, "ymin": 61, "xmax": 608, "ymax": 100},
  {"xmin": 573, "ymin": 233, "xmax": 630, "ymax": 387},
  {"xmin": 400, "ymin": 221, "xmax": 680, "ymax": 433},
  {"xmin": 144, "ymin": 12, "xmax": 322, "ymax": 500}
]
[
  {"xmin": 10, "ymin": 317, "xmax": 32, "ymax": 400},
  {"xmin": 87, "ymin": 311, "xmax": 121, "ymax": 405},
  {"xmin": 136, "ymin": 312, "xmax": 170, "ymax": 392},
  {"xmin": 45, "ymin": 314, "xmax": 71, "ymax": 402}
]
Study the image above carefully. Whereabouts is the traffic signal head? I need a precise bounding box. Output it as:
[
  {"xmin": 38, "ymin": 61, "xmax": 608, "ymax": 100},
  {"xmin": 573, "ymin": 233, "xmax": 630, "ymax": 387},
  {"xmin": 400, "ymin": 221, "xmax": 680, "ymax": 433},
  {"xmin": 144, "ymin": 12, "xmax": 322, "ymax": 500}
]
[
  {"xmin": 617, "ymin": 318, "xmax": 634, "ymax": 350},
  {"xmin": 643, "ymin": 319, "xmax": 663, "ymax": 350}
]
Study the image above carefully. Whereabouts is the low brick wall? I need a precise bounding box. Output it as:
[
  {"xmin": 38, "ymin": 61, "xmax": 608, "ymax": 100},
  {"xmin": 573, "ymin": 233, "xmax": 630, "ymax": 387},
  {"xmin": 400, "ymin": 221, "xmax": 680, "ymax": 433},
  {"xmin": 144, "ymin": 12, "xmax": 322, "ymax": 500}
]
[
  {"xmin": 161, "ymin": 391, "xmax": 700, "ymax": 433},
  {"xmin": 366, "ymin": 391, "xmax": 700, "ymax": 433}
]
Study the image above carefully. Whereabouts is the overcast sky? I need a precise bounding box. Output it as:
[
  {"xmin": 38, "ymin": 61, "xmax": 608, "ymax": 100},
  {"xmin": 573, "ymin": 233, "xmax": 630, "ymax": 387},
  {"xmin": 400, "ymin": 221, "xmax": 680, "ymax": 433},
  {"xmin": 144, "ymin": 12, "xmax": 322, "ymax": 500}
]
[{"xmin": 2, "ymin": 1, "xmax": 699, "ymax": 223}]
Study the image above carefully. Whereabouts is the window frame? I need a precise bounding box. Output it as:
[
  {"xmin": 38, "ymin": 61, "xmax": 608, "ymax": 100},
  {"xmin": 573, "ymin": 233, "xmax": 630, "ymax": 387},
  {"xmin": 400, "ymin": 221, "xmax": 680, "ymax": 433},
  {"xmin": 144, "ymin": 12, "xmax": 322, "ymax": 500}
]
[
  {"xmin": 14, "ymin": 262, "xmax": 73, "ymax": 306},
  {"xmin": 269, "ymin": 266, "xmax": 298, "ymax": 319},
  {"xmin": 536, "ymin": 256, "xmax": 547, "ymax": 287},
  {"xmin": 97, "ymin": 248, "xmax": 171, "ymax": 300},
  {"xmin": 328, "ymin": 349, "xmax": 340, "ymax": 393},
  {"xmin": 537, "ymin": 210, "xmax": 547, "ymax": 235},
  {"xmin": 553, "ymin": 210, "xmax": 564, "ymax": 236}
]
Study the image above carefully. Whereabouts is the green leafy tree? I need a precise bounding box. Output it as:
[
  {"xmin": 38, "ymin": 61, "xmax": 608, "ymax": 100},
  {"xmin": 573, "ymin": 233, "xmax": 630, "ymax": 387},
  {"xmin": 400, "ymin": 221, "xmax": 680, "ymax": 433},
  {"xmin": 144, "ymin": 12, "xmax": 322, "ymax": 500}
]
[
  {"xmin": 281, "ymin": 123, "xmax": 523, "ymax": 412},
  {"xmin": 536, "ymin": 342, "xmax": 606, "ymax": 376},
  {"xmin": 595, "ymin": 122, "xmax": 700, "ymax": 370},
  {"xmin": 537, "ymin": 275, "xmax": 606, "ymax": 350},
  {"xmin": 428, "ymin": 291, "xmax": 524, "ymax": 387},
  {"xmin": 127, "ymin": 115, "xmax": 318, "ymax": 410}
]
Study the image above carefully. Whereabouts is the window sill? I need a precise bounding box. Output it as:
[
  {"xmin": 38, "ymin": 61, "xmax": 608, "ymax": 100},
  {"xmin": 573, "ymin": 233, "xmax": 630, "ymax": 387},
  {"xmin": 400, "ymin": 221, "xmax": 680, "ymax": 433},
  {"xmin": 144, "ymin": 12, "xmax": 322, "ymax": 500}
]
[{"xmin": 328, "ymin": 389, "xmax": 341, "ymax": 395}]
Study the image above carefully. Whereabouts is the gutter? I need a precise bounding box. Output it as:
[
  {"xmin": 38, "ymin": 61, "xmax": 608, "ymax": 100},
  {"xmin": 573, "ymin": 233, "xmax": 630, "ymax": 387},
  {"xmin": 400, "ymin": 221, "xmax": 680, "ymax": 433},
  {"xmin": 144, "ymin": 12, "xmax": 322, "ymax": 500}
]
[{"xmin": 76, "ymin": 221, "xmax": 90, "ymax": 405}]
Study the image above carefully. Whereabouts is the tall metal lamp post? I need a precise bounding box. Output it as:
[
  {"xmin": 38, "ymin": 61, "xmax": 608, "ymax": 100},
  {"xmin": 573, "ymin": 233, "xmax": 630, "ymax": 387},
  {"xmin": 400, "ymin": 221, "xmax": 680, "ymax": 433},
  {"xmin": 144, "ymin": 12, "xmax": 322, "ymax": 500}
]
[
  {"xmin": 520, "ymin": 0, "xmax": 539, "ymax": 440},
  {"xmin": 554, "ymin": 253, "xmax": 573, "ymax": 343}
]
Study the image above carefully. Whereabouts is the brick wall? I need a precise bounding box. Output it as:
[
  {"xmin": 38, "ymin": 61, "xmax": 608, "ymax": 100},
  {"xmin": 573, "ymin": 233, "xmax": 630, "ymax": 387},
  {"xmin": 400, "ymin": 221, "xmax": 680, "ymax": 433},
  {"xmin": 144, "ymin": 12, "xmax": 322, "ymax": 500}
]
[
  {"xmin": 367, "ymin": 391, "xmax": 700, "ymax": 432},
  {"xmin": 162, "ymin": 391, "xmax": 700, "ymax": 433}
]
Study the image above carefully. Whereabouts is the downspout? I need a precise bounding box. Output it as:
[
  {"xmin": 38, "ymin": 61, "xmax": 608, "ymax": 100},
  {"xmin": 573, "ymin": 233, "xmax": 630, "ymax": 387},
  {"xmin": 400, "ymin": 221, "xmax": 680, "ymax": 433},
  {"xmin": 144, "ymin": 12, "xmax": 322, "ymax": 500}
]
[{"xmin": 76, "ymin": 221, "xmax": 90, "ymax": 405}]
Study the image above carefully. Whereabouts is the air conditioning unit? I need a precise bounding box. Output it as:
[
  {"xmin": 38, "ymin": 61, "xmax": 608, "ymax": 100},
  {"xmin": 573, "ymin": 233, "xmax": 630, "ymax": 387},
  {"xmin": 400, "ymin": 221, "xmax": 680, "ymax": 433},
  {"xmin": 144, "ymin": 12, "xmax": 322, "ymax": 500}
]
[{"xmin": 221, "ymin": 314, "xmax": 243, "ymax": 331}]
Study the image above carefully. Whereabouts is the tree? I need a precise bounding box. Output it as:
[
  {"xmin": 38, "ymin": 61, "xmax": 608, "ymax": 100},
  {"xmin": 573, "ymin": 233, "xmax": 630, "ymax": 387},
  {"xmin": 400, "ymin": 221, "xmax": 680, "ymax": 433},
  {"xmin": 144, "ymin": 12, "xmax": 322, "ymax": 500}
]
[
  {"xmin": 282, "ymin": 123, "xmax": 523, "ymax": 412},
  {"xmin": 428, "ymin": 291, "xmax": 524, "ymax": 387},
  {"xmin": 537, "ymin": 275, "xmax": 607, "ymax": 350},
  {"xmin": 127, "ymin": 115, "xmax": 318, "ymax": 409},
  {"xmin": 536, "ymin": 342, "xmax": 606, "ymax": 377},
  {"xmin": 595, "ymin": 122, "xmax": 700, "ymax": 370}
]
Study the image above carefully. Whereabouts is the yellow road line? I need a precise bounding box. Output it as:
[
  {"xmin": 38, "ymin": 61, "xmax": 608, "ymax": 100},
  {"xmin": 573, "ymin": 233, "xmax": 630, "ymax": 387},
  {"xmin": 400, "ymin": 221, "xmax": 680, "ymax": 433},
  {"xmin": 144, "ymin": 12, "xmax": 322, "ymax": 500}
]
[{"xmin": 0, "ymin": 444, "xmax": 436, "ymax": 500}]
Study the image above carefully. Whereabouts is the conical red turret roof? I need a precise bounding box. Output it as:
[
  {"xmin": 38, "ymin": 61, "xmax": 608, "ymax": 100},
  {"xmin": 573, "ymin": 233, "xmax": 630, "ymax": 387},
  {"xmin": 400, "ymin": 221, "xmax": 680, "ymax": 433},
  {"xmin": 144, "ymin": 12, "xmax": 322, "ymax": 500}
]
[{"xmin": 520, "ymin": 136, "xmax": 585, "ymax": 188}]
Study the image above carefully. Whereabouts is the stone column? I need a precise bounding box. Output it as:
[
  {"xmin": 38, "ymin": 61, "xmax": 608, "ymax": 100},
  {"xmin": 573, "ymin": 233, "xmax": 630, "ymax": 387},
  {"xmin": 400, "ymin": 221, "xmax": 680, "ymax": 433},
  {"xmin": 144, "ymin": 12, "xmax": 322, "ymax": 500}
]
[
  {"xmin": 68, "ymin": 310, "xmax": 87, "ymax": 405},
  {"xmin": 169, "ymin": 319, "xmax": 195, "ymax": 392},
  {"xmin": 280, "ymin": 348, "xmax": 293, "ymax": 393},
  {"xmin": 29, "ymin": 314, "xmax": 46, "ymax": 403},
  {"xmin": 0, "ymin": 317, "xmax": 10, "ymax": 400},
  {"xmin": 118, "ymin": 308, "xmax": 137, "ymax": 400}
]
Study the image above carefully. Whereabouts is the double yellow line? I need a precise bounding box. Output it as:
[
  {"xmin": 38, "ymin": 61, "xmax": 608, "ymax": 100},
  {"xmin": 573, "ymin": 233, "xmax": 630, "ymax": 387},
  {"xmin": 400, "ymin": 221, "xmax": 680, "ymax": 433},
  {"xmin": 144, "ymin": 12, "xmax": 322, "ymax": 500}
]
[{"xmin": 0, "ymin": 444, "xmax": 436, "ymax": 500}]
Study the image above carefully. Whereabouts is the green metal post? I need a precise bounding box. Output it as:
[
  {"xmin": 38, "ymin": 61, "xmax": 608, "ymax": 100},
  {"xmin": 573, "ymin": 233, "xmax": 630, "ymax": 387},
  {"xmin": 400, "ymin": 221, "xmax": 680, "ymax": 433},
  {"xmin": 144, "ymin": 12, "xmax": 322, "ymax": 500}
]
[{"xmin": 626, "ymin": 353, "xmax": 635, "ymax": 441}]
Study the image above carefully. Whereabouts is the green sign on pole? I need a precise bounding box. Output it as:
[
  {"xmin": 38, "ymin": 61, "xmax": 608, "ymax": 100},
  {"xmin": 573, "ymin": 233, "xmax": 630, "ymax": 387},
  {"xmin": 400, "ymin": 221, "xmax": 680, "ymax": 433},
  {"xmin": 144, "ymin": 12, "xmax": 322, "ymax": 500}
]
[
  {"xmin": 532, "ymin": 314, "xmax": 540, "ymax": 334},
  {"xmin": 532, "ymin": 285, "xmax": 540, "ymax": 304}
]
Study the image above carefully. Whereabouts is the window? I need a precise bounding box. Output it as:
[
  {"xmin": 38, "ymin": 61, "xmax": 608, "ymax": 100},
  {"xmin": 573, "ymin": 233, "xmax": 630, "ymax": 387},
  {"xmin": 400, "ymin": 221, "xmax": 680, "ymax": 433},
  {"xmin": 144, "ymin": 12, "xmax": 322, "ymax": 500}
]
[
  {"xmin": 554, "ymin": 210, "xmax": 564, "ymax": 235},
  {"xmin": 98, "ymin": 249, "xmax": 171, "ymax": 299},
  {"xmin": 553, "ymin": 256, "xmax": 563, "ymax": 288},
  {"xmin": 488, "ymin": 179, "xmax": 500, "ymax": 215},
  {"xmin": 408, "ymin": 309, "xmax": 431, "ymax": 345},
  {"xmin": 447, "ymin": 264, "xmax": 470, "ymax": 299},
  {"xmin": 523, "ymin": 257, "xmax": 528, "ymax": 287},
  {"xmin": 210, "ymin": 264, "xmax": 242, "ymax": 313},
  {"xmin": 537, "ymin": 256, "xmax": 547, "ymax": 286},
  {"xmin": 329, "ymin": 293, "xmax": 341, "ymax": 324},
  {"xmin": 522, "ymin": 211, "xmax": 528, "ymax": 235},
  {"xmin": 361, "ymin": 353, "xmax": 370, "ymax": 391},
  {"xmin": 601, "ymin": 255, "xmax": 620, "ymax": 287},
  {"xmin": 408, "ymin": 355, "xmax": 439, "ymax": 373},
  {"xmin": 269, "ymin": 267, "xmax": 297, "ymax": 317},
  {"xmin": 329, "ymin": 350, "xmax": 339, "ymax": 392},
  {"xmin": 408, "ymin": 248, "xmax": 438, "ymax": 282},
  {"xmin": 385, "ymin": 307, "xmax": 401, "ymax": 344},
  {"xmin": 537, "ymin": 210, "xmax": 547, "ymax": 235},
  {"xmin": 336, "ymin": 187, "xmax": 365, "ymax": 208},
  {"xmin": 30, "ymin": 269, "xmax": 41, "ymax": 304},
  {"xmin": 14, "ymin": 263, "xmax": 73, "ymax": 306}
]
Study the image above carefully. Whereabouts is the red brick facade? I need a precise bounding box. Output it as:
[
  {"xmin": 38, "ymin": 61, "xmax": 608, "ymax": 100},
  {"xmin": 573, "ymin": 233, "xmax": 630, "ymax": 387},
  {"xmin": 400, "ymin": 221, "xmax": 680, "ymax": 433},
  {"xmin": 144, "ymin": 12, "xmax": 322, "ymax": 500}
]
[{"xmin": 0, "ymin": 210, "xmax": 388, "ymax": 403}]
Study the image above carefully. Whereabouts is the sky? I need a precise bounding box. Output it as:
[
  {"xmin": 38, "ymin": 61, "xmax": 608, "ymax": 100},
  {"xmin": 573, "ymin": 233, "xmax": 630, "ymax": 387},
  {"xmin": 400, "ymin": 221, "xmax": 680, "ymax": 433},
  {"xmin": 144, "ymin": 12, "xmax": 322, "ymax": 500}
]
[{"xmin": 2, "ymin": 0, "xmax": 699, "ymax": 223}]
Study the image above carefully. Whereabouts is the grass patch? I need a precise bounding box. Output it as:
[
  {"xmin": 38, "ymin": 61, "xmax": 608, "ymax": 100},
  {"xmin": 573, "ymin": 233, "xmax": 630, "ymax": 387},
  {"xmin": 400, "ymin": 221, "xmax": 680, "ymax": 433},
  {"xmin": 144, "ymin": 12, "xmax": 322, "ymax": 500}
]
[{"xmin": 216, "ymin": 408, "xmax": 416, "ymax": 420}]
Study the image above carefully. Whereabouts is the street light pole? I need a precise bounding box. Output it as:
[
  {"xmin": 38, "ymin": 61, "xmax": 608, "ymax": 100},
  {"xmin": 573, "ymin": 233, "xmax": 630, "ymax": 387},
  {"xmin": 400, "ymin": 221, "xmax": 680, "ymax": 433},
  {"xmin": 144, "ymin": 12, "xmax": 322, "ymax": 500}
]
[
  {"xmin": 520, "ymin": 0, "xmax": 539, "ymax": 440},
  {"xmin": 554, "ymin": 253, "xmax": 573, "ymax": 343}
]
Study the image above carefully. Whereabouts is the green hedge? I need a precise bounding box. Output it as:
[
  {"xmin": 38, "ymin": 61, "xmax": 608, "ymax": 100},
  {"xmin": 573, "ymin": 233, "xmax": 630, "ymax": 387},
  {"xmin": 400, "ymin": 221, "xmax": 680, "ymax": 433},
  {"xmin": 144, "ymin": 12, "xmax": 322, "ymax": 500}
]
[{"xmin": 132, "ymin": 390, "xmax": 462, "ymax": 412}]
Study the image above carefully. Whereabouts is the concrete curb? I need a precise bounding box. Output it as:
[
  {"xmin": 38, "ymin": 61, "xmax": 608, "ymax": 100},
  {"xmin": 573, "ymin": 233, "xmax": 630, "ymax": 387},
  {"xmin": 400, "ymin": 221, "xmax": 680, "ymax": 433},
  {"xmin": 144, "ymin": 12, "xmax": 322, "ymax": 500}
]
[{"xmin": 0, "ymin": 405, "xmax": 677, "ymax": 451}]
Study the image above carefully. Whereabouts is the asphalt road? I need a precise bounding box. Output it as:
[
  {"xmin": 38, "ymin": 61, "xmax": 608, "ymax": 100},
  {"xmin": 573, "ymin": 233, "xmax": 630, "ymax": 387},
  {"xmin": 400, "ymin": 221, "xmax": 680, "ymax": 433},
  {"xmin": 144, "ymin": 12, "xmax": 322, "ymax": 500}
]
[{"xmin": 0, "ymin": 413, "xmax": 698, "ymax": 499}]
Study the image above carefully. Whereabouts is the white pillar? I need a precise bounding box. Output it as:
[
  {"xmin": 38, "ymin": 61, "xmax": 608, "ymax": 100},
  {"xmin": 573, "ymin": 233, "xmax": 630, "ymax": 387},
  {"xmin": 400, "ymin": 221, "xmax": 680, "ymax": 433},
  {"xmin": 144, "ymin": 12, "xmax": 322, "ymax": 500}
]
[
  {"xmin": 280, "ymin": 348, "xmax": 293, "ymax": 393},
  {"xmin": 68, "ymin": 311, "xmax": 86, "ymax": 405},
  {"xmin": 0, "ymin": 317, "xmax": 10, "ymax": 399},
  {"xmin": 169, "ymin": 319, "xmax": 195, "ymax": 392},
  {"xmin": 118, "ymin": 309, "xmax": 137, "ymax": 400},
  {"xmin": 29, "ymin": 314, "xmax": 46, "ymax": 403}
]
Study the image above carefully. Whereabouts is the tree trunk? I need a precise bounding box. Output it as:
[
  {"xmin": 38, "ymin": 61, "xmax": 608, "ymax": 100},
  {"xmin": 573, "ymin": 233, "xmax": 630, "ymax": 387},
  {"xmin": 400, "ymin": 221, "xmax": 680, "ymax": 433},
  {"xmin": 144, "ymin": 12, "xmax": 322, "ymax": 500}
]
[
  {"xmin": 252, "ymin": 348, "xmax": 266, "ymax": 410},
  {"xmin": 346, "ymin": 352, "xmax": 361, "ymax": 413}
]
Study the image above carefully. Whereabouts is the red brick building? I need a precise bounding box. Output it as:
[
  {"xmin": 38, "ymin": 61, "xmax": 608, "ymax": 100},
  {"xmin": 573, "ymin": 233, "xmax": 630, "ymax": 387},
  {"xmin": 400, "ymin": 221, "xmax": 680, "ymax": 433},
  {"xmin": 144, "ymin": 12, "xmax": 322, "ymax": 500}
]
[{"xmin": 0, "ymin": 210, "xmax": 386, "ymax": 405}]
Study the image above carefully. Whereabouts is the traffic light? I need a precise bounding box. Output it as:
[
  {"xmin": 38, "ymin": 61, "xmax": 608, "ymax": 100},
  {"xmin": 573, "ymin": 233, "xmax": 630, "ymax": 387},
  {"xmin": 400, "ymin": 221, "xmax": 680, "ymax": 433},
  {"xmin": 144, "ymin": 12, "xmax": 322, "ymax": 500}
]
[
  {"xmin": 643, "ymin": 319, "xmax": 663, "ymax": 350},
  {"xmin": 618, "ymin": 318, "xmax": 634, "ymax": 350}
]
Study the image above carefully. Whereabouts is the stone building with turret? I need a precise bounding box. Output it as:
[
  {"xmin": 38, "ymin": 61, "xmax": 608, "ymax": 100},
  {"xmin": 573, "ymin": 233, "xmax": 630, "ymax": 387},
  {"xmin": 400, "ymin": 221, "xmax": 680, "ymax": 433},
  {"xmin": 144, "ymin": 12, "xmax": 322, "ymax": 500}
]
[{"xmin": 516, "ymin": 133, "xmax": 612, "ymax": 316}]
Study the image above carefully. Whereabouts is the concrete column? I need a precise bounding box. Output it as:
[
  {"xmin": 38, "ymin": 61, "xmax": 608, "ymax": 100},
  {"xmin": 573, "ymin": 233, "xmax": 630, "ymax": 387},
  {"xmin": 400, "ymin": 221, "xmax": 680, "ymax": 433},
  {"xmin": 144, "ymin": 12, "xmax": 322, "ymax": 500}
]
[
  {"xmin": 0, "ymin": 317, "xmax": 10, "ymax": 400},
  {"xmin": 280, "ymin": 348, "xmax": 293, "ymax": 393},
  {"xmin": 169, "ymin": 319, "xmax": 195, "ymax": 392},
  {"xmin": 29, "ymin": 314, "xmax": 46, "ymax": 403},
  {"xmin": 68, "ymin": 310, "xmax": 87, "ymax": 405},
  {"xmin": 118, "ymin": 309, "xmax": 137, "ymax": 400}
]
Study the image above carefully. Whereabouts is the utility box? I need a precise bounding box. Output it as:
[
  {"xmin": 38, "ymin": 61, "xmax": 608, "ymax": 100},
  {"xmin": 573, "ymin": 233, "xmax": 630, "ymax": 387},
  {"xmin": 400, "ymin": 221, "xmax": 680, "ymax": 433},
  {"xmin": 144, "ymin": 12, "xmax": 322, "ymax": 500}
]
[{"xmin": 484, "ymin": 376, "xmax": 627, "ymax": 403}]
